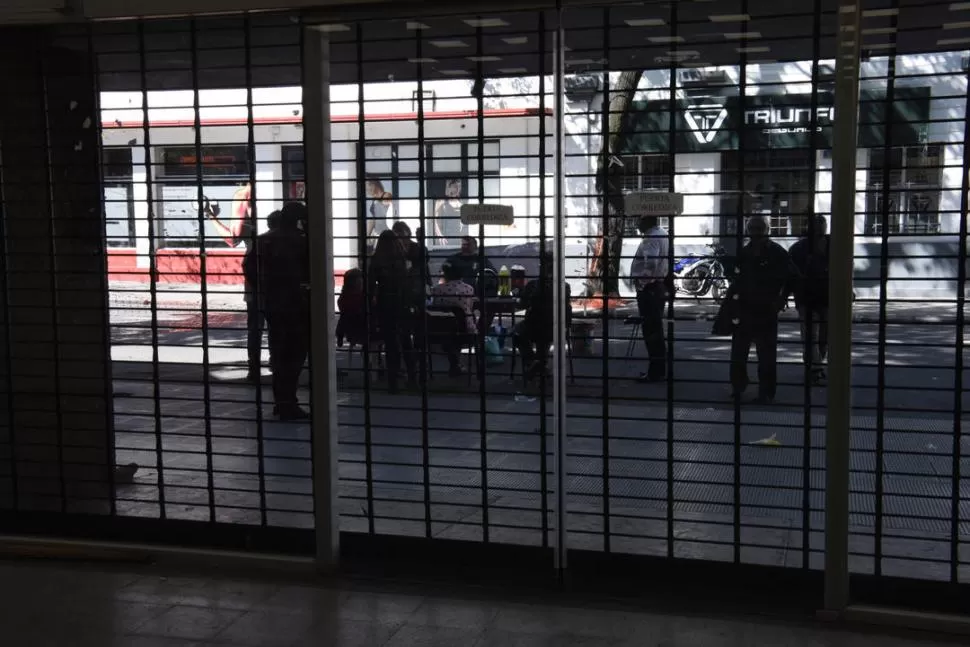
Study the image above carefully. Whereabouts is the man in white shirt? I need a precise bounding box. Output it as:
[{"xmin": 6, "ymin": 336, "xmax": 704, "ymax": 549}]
[{"xmin": 630, "ymin": 215, "xmax": 670, "ymax": 382}]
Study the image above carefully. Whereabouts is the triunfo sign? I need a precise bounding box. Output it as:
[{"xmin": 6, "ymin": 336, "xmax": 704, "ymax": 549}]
[
  {"xmin": 743, "ymin": 105, "xmax": 836, "ymax": 135},
  {"xmin": 682, "ymin": 102, "xmax": 837, "ymax": 143}
]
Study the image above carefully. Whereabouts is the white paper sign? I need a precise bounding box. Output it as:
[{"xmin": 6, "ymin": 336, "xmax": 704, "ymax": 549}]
[
  {"xmin": 624, "ymin": 191, "xmax": 683, "ymax": 216},
  {"xmin": 460, "ymin": 203, "xmax": 514, "ymax": 226}
]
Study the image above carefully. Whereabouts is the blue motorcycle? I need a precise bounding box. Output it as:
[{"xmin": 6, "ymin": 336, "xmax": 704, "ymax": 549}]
[{"xmin": 673, "ymin": 243, "xmax": 728, "ymax": 301}]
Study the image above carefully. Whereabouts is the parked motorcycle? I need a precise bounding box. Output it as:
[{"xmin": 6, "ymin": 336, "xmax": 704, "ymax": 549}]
[{"xmin": 672, "ymin": 243, "xmax": 728, "ymax": 301}]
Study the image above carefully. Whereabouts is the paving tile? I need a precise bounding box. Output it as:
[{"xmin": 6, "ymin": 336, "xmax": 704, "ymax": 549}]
[
  {"xmin": 260, "ymin": 583, "xmax": 347, "ymax": 612},
  {"xmin": 117, "ymin": 575, "xmax": 278, "ymax": 610},
  {"xmin": 335, "ymin": 591, "xmax": 427, "ymax": 623},
  {"xmin": 292, "ymin": 617, "xmax": 404, "ymax": 647},
  {"xmin": 210, "ymin": 608, "xmax": 318, "ymax": 646},
  {"xmin": 20, "ymin": 632, "xmax": 205, "ymax": 647},
  {"xmin": 131, "ymin": 605, "xmax": 245, "ymax": 641},
  {"xmin": 404, "ymin": 597, "xmax": 500, "ymax": 630},
  {"xmin": 491, "ymin": 604, "xmax": 645, "ymax": 641},
  {"xmin": 474, "ymin": 630, "xmax": 623, "ymax": 647},
  {"xmin": 383, "ymin": 624, "xmax": 485, "ymax": 647},
  {"xmin": 107, "ymin": 638, "xmax": 206, "ymax": 647}
]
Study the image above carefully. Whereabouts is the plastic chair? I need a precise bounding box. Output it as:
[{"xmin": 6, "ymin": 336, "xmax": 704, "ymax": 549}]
[{"xmin": 424, "ymin": 306, "xmax": 479, "ymax": 384}]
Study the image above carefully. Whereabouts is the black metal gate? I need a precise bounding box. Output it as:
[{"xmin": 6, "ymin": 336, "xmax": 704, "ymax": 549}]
[{"xmin": 0, "ymin": 0, "xmax": 966, "ymax": 612}]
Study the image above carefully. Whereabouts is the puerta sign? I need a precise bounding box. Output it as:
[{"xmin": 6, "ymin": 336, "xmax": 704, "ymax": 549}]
[
  {"xmin": 624, "ymin": 191, "xmax": 684, "ymax": 216},
  {"xmin": 622, "ymin": 86, "xmax": 929, "ymax": 153}
]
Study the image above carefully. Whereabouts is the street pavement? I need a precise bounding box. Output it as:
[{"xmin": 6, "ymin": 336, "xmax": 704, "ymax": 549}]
[{"xmin": 107, "ymin": 282, "xmax": 970, "ymax": 583}]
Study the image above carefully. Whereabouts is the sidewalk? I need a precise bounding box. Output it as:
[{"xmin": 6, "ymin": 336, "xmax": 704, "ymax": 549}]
[
  {"xmin": 108, "ymin": 280, "xmax": 962, "ymax": 324},
  {"xmin": 110, "ymin": 376, "xmax": 969, "ymax": 582},
  {"xmin": 109, "ymin": 310, "xmax": 969, "ymax": 420}
]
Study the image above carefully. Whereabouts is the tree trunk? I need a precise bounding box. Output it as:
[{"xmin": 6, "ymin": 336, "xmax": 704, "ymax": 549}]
[{"xmin": 587, "ymin": 69, "xmax": 643, "ymax": 298}]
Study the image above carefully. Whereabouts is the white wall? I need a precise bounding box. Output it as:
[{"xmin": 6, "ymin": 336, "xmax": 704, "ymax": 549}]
[{"xmin": 100, "ymin": 55, "xmax": 970, "ymax": 296}]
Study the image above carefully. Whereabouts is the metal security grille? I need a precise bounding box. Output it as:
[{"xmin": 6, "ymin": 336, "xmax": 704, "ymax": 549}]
[
  {"xmin": 67, "ymin": 15, "xmax": 309, "ymax": 550},
  {"xmin": 327, "ymin": 12, "xmax": 557, "ymax": 547},
  {"xmin": 0, "ymin": 0, "xmax": 967, "ymax": 611},
  {"xmin": 321, "ymin": 0, "xmax": 969, "ymax": 603}
]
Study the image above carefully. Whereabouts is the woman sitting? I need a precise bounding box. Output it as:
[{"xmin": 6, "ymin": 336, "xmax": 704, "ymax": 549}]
[{"xmin": 429, "ymin": 261, "xmax": 477, "ymax": 376}]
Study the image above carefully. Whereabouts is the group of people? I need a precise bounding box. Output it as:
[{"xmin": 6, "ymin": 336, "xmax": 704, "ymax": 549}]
[
  {"xmin": 336, "ymin": 227, "xmax": 565, "ymax": 391},
  {"xmin": 249, "ymin": 202, "xmax": 831, "ymax": 416},
  {"xmin": 632, "ymin": 213, "xmax": 831, "ymax": 404}
]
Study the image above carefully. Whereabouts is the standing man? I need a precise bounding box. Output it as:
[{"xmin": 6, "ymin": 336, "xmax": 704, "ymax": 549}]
[
  {"xmin": 728, "ymin": 216, "xmax": 792, "ymax": 404},
  {"xmin": 789, "ymin": 214, "xmax": 830, "ymax": 384},
  {"xmin": 631, "ymin": 215, "xmax": 670, "ymax": 383},
  {"xmin": 242, "ymin": 210, "xmax": 282, "ymax": 382},
  {"xmin": 255, "ymin": 202, "xmax": 310, "ymax": 420}
]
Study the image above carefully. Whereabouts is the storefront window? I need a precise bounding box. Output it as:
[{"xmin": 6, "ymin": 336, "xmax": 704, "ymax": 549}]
[
  {"xmin": 721, "ymin": 149, "xmax": 814, "ymax": 238},
  {"xmin": 359, "ymin": 139, "xmax": 501, "ymax": 249},
  {"xmin": 282, "ymin": 145, "xmax": 305, "ymax": 200},
  {"xmin": 156, "ymin": 145, "xmax": 253, "ymax": 248},
  {"xmin": 103, "ymin": 147, "xmax": 135, "ymax": 248},
  {"xmin": 865, "ymin": 145, "xmax": 942, "ymax": 235}
]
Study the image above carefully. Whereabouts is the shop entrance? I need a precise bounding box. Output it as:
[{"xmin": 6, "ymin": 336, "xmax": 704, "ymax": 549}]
[{"xmin": 718, "ymin": 149, "xmax": 815, "ymax": 265}]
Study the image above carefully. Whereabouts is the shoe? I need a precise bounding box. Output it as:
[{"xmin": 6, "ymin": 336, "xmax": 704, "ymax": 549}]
[
  {"xmin": 277, "ymin": 405, "xmax": 309, "ymax": 421},
  {"xmin": 637, "ymin": 373, "xmax": 665, "ymax": 383}
]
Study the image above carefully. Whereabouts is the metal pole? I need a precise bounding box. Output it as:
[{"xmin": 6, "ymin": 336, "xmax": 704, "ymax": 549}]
[
  {"xmin": 552, "ymin": 20, "xmax": 568, "ymax": 575},
  {"xmin": 303, "ymin": 24, "xmax": 340, "ymax": 570},
  {"xmin": 824, "ymin": 0, "xmax": 861, "ymax": 614}
]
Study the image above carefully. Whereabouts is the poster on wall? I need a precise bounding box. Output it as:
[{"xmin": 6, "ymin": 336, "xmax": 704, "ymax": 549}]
[
  {"xmin": 159, "ymin": 183, "xmax": 254, "ymax": 248},
  {"xmin": 363, "ymin": 176, "xmax": 396, "ymax": 248},
  {"xmin": 104, "ymin": 185, "xmax": 133, "ymax": 247},
  {"xmin": 427, "ymin": 176, "xmax": 467, "ymax": 247}
]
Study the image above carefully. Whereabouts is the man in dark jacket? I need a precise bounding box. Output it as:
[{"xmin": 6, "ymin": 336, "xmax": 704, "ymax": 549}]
[
  {"xmin": 447, "ymin": 236, "xmax": 496, "ymax": 287},
  {"xmin": 242, "ymin": 210, "xmax": 281, "ymax": 383},
  {"xmin": 253, "ymin": 202, "xmax": 310, "ymax": 420},
  {"xmin": 789, "ymin": 214, "xmax": 830, "ymax": 384},
  {"xmin": 729, "ymin": 216, "xmax": 792, "ymax": 404},
  {"xmin": 514, "ymin": 252, "xmax": 571, "ymax": 382}
]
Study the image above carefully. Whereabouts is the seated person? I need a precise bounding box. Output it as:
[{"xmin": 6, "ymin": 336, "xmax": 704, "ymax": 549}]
[
  {"xmin": 447, "ymin": 235, "xmax": 496, "ymax": 288},
  {"xmin": 336, "ymin": 268, "xmax": 368, "ymax": 347},
  {"xmin": 429, "ymin": 261, "xmax": 477, "ymax": 375},
  {"xmin": 515, "ymin": 253, "xmax": 571, "ymax": 382}
]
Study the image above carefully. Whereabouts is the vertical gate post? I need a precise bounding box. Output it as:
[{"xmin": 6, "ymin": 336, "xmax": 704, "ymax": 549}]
[
  {"xmin": 552, "ymin": 21, "xmax": 568, "ymax": 575},
  {"xmin": 303, "ymin": 25, "xmax": 340, "ymax": 569},
  {"xmin": 825, "ymin": 0, "xmax": 861, "ymax": 614}
]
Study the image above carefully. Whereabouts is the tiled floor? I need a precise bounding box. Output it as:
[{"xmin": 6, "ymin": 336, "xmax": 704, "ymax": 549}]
[{"xmin": 0, "ymin": 559, "xmax": 958, "ymax": 647}]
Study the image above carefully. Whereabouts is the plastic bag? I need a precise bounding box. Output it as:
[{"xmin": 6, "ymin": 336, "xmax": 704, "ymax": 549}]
[
  {"xmin": 484, "ymin": 336, "xmax": 504, "ymax": 365},
  {"xmin": 711, "ymin": 298, "xmax": 738, "ymax": 337}
]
